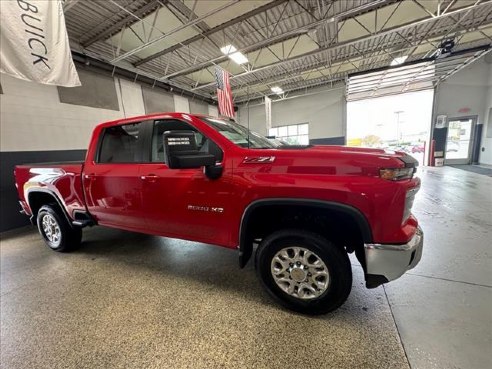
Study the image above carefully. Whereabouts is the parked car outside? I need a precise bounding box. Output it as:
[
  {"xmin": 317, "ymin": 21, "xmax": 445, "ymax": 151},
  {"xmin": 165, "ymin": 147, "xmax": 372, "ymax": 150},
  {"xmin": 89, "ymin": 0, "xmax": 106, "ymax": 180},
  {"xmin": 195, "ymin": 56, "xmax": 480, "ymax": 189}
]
[
  {"xmin": 446, "ymin": 141, "xmax": 459, "ymax": 152},
  {"xmin": 412, "ymin": 145, "xmax": 425, "ymax": 153}
]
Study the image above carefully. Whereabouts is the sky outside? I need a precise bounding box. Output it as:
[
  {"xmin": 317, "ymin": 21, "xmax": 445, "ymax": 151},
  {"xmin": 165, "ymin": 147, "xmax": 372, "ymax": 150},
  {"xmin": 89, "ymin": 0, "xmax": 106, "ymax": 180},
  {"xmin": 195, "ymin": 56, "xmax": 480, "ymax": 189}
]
[{"xmin": 347, "ymin": 89, "xmax": 434, "ymax": 144}]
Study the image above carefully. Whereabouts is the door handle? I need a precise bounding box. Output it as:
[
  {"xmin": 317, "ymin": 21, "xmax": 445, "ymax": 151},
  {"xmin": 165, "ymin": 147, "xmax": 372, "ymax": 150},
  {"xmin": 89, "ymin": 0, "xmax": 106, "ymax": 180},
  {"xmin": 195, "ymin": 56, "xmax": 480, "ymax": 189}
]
[
  {"xmin": 140, "ymin": 174, "xmax": 159, "ymax": 182},
  {"xmin": 84, "ymin": 173, "xmax": 96, "ymax": 181}
]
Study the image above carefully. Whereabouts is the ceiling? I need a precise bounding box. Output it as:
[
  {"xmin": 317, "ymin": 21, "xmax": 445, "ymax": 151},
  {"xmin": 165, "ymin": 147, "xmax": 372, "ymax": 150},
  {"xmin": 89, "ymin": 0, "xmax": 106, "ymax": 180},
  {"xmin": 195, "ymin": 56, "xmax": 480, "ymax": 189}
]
[{"xmin": 64, "ymin": 0, "xmax": 492, "ymax": 103}]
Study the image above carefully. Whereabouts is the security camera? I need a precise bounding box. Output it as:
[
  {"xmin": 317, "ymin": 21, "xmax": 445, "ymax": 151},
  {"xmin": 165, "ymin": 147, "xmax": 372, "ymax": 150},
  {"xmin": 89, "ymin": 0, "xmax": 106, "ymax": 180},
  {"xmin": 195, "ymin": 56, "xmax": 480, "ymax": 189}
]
[{"xmin": 440, "ymin": 39, "xmax": 455, "ymax": 54}]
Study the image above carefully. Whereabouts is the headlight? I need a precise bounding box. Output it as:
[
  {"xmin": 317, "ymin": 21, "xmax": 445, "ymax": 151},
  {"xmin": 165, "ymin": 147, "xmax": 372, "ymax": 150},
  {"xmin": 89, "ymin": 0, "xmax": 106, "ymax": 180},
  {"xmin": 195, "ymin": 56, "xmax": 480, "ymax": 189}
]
[{"xmin": 379, "ymin": 168, "xmax": 415, "ymax": 181}]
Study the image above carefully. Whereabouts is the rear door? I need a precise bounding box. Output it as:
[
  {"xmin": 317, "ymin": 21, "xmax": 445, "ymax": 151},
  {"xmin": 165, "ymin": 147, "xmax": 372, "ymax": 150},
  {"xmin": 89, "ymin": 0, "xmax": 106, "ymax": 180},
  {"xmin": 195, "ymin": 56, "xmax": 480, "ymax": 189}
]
[
  {"xmin": 138, "ymin": 118, "xmax": 233, "ymax": 246},
  {"xmin": 83, "ymin": 121, "xmax": 148, "ymax": 231}
]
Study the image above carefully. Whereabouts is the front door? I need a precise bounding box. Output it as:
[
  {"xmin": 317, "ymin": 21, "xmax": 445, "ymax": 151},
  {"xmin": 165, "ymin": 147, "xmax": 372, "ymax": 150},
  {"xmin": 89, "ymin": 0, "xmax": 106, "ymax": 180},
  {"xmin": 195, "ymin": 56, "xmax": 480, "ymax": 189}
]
[
  {"xmin": 444, "ymin": 117, "xmax": 476, "ymax": 165},
  {"xmin": 139, "ymin": 119, "xmax": 233, "ymax": 246}
]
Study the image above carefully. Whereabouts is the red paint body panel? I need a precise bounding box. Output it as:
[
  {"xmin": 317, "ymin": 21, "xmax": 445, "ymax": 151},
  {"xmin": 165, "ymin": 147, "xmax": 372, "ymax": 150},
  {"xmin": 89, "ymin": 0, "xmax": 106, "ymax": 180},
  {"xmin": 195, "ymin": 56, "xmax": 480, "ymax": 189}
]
[
  {"xmin": 15, "ymin": 163, "xmax": 87, "ymax": 219},
  {"xmin": 14, "ymin": 112, "xmax": 420, "ymax": 249},
  {"xmin": 136, "ymin": 161, "xmax": 235, "ymax": 246},
  {"xmin": 83, "ymin": 163, "xmax": 147, "ymax": 230}
]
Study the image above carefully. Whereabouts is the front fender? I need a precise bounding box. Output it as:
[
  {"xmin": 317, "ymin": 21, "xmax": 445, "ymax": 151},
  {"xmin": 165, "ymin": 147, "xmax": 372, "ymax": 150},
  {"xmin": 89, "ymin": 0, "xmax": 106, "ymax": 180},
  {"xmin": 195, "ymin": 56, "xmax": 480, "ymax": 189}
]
[{"xmin": 238, "ymin": 198, "xmax": 373, "ymax": 268}]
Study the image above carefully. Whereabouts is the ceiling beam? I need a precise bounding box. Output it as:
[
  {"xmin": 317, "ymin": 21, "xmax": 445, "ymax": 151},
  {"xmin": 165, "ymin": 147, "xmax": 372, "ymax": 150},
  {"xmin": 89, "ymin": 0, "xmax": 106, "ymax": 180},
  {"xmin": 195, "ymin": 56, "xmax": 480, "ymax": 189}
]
[
  {"xmin": 350, "ymin": 44, "xmax": 491, "ymax": 78},
  {"xmin": 134, "ymin": 0, "xmax": 288, "ymax": 67},
  {"xmin": 63, "ymin": 0, "xmax": 81, "ymax": 12},
  {"xmin": 236, "ymin": 77, "xmax": 346, "ymax": 104},
  {"xmin": 134, "ymin": 0, "xmax": 289, "ymax": 67},
  {"xmin": 228, "ymin": 30, "xmax": 491, "ymax": 96},
  {"xmin": 436, "ymin": 47, "xmax": 491, "ymax": 84},
  {"xmin": 110, "ymin": 0, "xmax": 240, "ymax": 64},
  {"xmin": 190, "ymin": 1, "xmax": 492, "ymax": 91},
  {"xmin": 235, "ymin": 44, "xmax": 491, "ymax": 103},
  {"xmin": 81, "ymin": 0, "xmax": 165, "ymax": 48},
  {"xmin": 166, "ymin": 0, "xmax": 211, "ymax": 32},
  {"xmin": 159, "ymin": 0, "xmax": 398, "ymax": 79},
  {"xmin": 163, "ymin": 29, "xmax": 309, "ymax": 80}
]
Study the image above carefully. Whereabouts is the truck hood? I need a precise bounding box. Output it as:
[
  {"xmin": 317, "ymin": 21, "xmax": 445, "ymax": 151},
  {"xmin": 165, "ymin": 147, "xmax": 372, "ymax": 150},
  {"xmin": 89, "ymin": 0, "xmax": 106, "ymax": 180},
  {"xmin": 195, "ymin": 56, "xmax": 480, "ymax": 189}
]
[
  {"xmin": 305, "ymin": 145, "xmax": 400, "ymax": 156},
  {"xmin": 245, "ymin": 145, "xmax": 417, "ymax": 177},
  {"xmin": 306, "ymin": 145, "xmax": 418, "ymax": 167}
]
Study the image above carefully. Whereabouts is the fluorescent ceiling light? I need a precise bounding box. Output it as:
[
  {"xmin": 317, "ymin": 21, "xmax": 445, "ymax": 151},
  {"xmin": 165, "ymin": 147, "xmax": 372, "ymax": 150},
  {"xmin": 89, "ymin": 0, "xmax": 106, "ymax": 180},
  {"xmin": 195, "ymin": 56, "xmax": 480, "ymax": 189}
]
[
  {"xmin": 271, "ymin": 86, "xmax": 283, "ymax": 94},
  {"xmin": 391, "ymin": 56, "xmax": 408, "ymax": 66},
  {"xmin": 229, "ymin": 52, "xmax": 248, "ymax": 65},
  {"xmin": 220, "ymin": 44, "xmax": 248, "ymax": 65},
  {"xmin": 220, "ymin": 45, "xmax": 237, "ymax": 54}
]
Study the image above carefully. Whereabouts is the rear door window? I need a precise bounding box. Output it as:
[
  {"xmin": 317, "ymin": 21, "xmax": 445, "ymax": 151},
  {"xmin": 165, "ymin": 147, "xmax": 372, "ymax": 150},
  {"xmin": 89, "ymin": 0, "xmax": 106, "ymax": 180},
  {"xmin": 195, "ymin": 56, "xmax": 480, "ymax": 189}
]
[{"xmin": 98, "ymin": 122, "xmax": 143, "ymax": 163}]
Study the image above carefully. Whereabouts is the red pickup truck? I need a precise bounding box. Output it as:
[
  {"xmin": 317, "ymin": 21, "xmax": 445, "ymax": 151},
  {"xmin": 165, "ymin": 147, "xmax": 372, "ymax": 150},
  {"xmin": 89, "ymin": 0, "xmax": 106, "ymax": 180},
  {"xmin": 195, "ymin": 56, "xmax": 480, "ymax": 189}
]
[{"xmin": 15, "ymin": 113, "xmax": 423, "ymax": 314}]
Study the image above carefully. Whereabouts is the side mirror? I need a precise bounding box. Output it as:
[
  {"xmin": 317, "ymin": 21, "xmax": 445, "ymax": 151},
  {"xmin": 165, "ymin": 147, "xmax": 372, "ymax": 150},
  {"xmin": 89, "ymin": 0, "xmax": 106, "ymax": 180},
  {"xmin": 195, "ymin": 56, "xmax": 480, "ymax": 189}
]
[
  {"xmin": 163, "ymin": 131, "xmax": 224, "ymax": 180},
  {"xmin": 163, "ymin": 131, "xmax": 216, "ymax": 169}
]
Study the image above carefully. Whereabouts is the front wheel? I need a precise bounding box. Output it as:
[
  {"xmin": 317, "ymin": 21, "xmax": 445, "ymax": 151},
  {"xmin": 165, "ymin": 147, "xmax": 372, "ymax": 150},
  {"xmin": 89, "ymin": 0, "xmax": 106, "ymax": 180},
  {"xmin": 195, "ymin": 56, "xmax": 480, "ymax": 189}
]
[
  {"xmin": 37, "ymin": 205, "xmax": 82, "ymax": 252},
  {"xmin": 255, "ymin": 230, "xmax": 352, "ymax": 315}
]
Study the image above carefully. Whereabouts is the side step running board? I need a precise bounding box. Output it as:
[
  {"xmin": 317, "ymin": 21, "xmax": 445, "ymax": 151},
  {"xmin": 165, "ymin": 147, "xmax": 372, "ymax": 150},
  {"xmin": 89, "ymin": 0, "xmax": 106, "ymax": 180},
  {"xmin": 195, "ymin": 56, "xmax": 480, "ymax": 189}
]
[
  {"xmin": 71, "ymin": 210, "xmax": 96, "ymax": 228},
  {"xmin": 72, "ymin": 219, "xmax": 95, "ymax": 227}
]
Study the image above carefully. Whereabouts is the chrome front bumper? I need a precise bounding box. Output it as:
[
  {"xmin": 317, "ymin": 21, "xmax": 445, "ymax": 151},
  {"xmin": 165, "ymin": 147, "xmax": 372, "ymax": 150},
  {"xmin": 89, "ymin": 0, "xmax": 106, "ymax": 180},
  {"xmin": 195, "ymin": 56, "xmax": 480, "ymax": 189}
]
[{"xmin": 364, "ymin": 227, "xmax": 423, "ymax": 288}]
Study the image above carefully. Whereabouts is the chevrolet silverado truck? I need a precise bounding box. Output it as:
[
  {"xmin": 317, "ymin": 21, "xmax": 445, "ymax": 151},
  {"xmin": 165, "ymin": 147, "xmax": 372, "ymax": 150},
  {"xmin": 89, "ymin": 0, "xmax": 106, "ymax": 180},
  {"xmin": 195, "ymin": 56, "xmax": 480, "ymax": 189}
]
[{"xmin": 14, "ymin": 113, "xmax": 423, "ymax": 314}]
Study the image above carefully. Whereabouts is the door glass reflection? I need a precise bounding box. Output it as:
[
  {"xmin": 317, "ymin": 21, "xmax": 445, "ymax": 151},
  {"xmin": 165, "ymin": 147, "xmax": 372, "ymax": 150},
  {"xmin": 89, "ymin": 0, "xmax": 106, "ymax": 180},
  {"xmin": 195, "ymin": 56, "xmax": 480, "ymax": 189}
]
[{"xmin": 446, "ymin": 119, "xmax": 472, "ymax": 160}]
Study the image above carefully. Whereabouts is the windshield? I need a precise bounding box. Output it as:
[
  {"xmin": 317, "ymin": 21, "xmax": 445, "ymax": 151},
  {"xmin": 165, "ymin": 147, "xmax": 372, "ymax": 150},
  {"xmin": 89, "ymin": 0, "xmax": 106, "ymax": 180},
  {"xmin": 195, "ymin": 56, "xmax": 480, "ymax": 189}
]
[{"xmin": 201, "ymin": 117, "xmax": 279, "ymax": 149}]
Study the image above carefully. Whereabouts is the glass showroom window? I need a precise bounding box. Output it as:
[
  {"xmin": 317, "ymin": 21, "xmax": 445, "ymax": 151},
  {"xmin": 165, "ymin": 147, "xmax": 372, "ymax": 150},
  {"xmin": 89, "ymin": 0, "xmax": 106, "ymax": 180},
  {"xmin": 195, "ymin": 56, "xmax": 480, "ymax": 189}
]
[{"xmin": 269, "ymin": 123, "xmax": 309, "ymax": 145}]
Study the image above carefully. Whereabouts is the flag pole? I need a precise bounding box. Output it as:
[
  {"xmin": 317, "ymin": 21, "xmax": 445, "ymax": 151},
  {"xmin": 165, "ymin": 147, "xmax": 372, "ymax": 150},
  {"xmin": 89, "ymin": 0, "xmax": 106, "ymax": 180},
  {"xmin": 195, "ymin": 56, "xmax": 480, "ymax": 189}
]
[{"xmin": 247, "ymin": 85, "xmax": 250, "ymax": 149}]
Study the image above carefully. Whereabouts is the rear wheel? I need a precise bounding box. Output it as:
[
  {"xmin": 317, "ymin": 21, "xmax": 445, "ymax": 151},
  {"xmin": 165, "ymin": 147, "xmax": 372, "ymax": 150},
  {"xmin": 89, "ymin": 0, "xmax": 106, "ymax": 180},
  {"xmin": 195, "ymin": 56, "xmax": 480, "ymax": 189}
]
[
  {"xmin": 255, "ymin": 229, "xmax": 352, "ymax": 314},
  {"xmin": 37, "ymin": 205, "xmax": 81, "ymax": 252}
]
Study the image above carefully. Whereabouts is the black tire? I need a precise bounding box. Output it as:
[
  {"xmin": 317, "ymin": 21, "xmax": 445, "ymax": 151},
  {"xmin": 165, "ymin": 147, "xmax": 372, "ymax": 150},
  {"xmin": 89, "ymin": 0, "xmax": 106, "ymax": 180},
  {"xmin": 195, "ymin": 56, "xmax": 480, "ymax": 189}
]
[
  {"xmin": 255, "ymin": 229, "xmax": 352, "ymax": 315},
  {"xmin": 36, "ymin": 205, "xmax": 82, "ymax": 252}
]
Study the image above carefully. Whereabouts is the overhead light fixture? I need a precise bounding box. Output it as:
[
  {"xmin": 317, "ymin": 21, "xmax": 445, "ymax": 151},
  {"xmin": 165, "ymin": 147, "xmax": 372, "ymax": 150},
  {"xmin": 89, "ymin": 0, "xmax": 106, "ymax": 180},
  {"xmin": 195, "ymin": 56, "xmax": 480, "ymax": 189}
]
[
  {"xmin": 271, "ymin": 86, "xmax": 283, "ymax": 94},
  {"xmin": 391, "ymin": 56, "xmax": 408, "ymax": 66},
  {"xmin": 220, "ymin": 44, "xmax": 248, "ymax": 65}
]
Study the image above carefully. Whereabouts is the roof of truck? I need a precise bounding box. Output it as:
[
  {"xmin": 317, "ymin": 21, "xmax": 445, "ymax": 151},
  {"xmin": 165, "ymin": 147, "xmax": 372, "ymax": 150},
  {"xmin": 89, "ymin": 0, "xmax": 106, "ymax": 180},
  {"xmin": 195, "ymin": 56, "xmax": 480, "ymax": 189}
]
[{"xmin": 96, "ymin": 113, "xmax": 236, "ymax": 129}]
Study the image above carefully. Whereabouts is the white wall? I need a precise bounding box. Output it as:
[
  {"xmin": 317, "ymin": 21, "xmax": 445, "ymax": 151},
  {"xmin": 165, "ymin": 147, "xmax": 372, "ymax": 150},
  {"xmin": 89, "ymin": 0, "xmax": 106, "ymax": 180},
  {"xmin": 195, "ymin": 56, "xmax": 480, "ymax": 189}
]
[
  {"xmin": 237, "ymin": 85, "xmax": 346, "ymax": 140},
  {"xmin": 117, "ymin": 78, "xmax": 145, "ymax": 118},
  {"xmin": 0, "ymin": 72, "xmax": 216, "ymax": 152},
  {"xmin": 208, "ymin": 105, "xmax": 218, "ymax": 117},
  {"xmin": 433, "ymin": 57, "xmax": 492, "ymax": 165},
  {"xmin": 173, "ymin": 95, "xmax": 190, "ymax": 113},
  {"xmin": 479, "ymin": 62, "xmax": 492, "ymax": 165},
  {"xmin": 0, "ymin": 73, "xmax": 122, "ymax": 151}
]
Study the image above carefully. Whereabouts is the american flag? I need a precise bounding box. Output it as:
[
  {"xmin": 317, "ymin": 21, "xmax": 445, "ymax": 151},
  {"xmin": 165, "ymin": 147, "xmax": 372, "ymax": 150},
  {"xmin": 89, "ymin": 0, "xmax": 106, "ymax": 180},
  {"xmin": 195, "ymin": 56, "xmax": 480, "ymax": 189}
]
[{"xmin": 214, "ymin": 66, "xmax": 235, "ymax": 118}]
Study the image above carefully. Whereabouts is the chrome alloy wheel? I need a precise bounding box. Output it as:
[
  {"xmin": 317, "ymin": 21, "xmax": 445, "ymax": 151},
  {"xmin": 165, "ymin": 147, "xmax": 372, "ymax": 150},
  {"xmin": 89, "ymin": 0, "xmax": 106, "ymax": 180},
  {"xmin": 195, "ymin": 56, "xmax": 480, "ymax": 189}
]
[
  {"xmin": 42, "ymin": 214, "xmax": 61, "ymax": 247},
  {"xmin": 271, "ymin": 247, "xmax": 330, "ymax": 300}
]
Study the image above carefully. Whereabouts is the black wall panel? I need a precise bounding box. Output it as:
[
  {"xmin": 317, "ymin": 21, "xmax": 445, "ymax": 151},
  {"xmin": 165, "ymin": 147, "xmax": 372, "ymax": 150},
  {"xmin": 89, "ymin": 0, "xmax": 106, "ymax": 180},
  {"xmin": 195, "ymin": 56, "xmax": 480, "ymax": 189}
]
[
  {"xmin": 432, "ymin": 127, "xmax": 448, "ymax": 156},
  {"xmin": 0, "ymin": 150, "xmax": 86, "ymax": 232},
  {"xmin": 58, "ymin": 69, "xmax": 119, "ymax": 111},
  {"xmin": 142, "ymin": 86, "xmax": 175, "ymax": 114},
  {"xmin": 310, "ymin": 137, "xmax": 346, "ymax": 145},
  {"xmin": 189, "ymin": 100, "xmax": 208, "ymax": 115},
  {"xmin": 472, "ymin": 124, "xmax": 483, "ymax": 164}
]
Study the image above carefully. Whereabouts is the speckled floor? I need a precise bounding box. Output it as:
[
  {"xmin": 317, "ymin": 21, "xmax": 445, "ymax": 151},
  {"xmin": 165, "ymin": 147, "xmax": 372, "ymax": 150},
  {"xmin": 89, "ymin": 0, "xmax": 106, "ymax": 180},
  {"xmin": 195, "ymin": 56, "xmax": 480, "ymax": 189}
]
[{"xmin": 1, "ymin": 166, "xmax": 491, "ymax": 369}]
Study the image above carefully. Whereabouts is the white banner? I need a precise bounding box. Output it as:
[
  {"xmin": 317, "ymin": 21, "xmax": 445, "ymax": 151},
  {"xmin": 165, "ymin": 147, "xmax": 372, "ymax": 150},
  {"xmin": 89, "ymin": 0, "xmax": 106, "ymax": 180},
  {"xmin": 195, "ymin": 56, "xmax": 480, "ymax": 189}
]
[
  {"xmin": 265, "ymin": 95, "xmax": 272, "ymax": 131},
  {"xmin": 0, "ymin": 0, "xmax": 81, "ymax": 87}
]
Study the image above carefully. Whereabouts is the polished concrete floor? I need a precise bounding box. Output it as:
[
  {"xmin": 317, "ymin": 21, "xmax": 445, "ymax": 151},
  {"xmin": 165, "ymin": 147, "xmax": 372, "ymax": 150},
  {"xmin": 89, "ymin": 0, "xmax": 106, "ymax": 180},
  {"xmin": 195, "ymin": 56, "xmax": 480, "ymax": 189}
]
[{"xmin": 1, "ymin": 166, "xmax": 491, "ymax": 369}]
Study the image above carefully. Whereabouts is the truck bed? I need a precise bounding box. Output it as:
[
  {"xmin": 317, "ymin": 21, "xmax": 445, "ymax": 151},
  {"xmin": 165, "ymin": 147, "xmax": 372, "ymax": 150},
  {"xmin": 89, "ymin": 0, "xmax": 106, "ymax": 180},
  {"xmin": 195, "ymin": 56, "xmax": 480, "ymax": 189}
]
[{"xmin": 14, "ymin": 162, "xmax": 86, "ymax": 221}]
